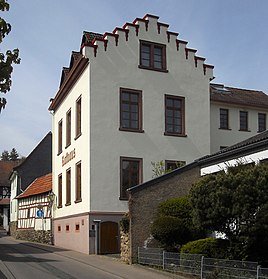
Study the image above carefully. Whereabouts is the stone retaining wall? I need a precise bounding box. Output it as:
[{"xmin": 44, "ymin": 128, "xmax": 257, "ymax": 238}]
[
  {"xmin": 9, "ymin": 221, "xmax": 17, "ymax": 237},
  {"xmin": 16, "ymin": 229, "xmax": 52, "ymax": 244}
]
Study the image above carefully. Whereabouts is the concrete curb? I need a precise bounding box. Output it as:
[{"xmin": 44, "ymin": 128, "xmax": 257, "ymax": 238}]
[{"xmin": 0, "ymin": 260, "xmax": 15, "ymax": 279}]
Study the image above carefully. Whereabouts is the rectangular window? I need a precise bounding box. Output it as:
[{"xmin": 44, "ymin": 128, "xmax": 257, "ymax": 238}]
[
  {"xmin": 66, "ymin": 168, "xmax": 71, "ymax": 206},
  {"xmin": 165, "ymin": 160, "xmax": 186, "ymax": 172},
  {"xmin": 120, "ymin": 157, "xmax": 142, "ymax": 200},
  {"xmin": 140, "ymin": 41, "xmax": 167, "ymax": 71},
  {"xmin": 240, "ymin": 111, "xmax": 248, "ymax": 131},
  {"xmin": 66, "ymin": 225, "xmax": 70, "ymax": 232},
  {"xmin": 58, "ymin": 120, "xmax": 63, "ymax": 154},
  {"xmin": 220, "ymin": 108, "xmax": 229, "ymax": 129},
  {"xmin": 165, "ymin": 95, "xmax": 185, "ymax": 136},
  {"xmin": 120, "ymin": 88, "xmax": 142, "ymax": 132},
  {"xmin": 75, "ymin": 162, "xmax": 82, "ymax": 202},
  {"xmin": 258, "ymin": 113, "xmax": 266, "ymax": 132},
  {"xmin": 76, "ymin": 97, "xmax": 82, "ymax": 138},
  {"xmin": 58, "ymin": 174, "xmax": 62, "ymax": 208},
  {"xmin": 58, "ymin": 225, "xmax": 61, "ymax": 232},
  {"xmin": 66, "ymin": 109, "xmax": 71, "ymax": 147}
]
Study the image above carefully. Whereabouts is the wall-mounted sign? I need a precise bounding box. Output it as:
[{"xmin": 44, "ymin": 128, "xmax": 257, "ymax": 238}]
[
  {"xmin": 62, "ymin": 149, "xmax": 76, "ymax": 166},
  {"xmin": 36, "ymin": 209, "xmax": 44, "ymax": 218}
]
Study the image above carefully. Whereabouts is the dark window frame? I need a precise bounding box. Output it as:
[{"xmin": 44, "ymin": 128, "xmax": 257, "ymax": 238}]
[
  {"xmin": 120, "ymin": 157, "xmax": 143, "ymax": 200},
  {"xmin": 66, "ymin": 109, "xmax": 71, "ymax": 147},
  {"xmin": 139, "ymin": 40, "xmax": 167, "ymax": 72},
  {"xmin": 164, "ymin": 95, "xmax": 186, "ymax": 136},
  {"xmin": 219, "ymin": 108, "xmax": 229, "ymax": 130},
  {"xmin": 258, "ymin": 113, "xmax": 266, "ymax": 132},
  {"xmin": 58, "ymin": 120, "xmax": 63, "ymax": 155},
  {"xmin": 75, "ymin": 161, "xmax": 82, "ymax": 203},
  {"xmin": 58, "ymin": 174, "xmax": 62, "ymax": 208},
  {"xmin": 165, "ymin": 160, "xmax": 186, "ymax": 172},
  {"xmin": 66, "ymin": 168, "xmax": 71, "ymax": 206},
  {"xmin": 239, "ymin": 111, "xmax": 249, "ymax": 131},
  {"xmin": 119, "ymin": 88, "xmax": 143, "ymax": 133},
  {"xmin": 75, "ymin": 96, "xmax": 82, "ymax": 139}
]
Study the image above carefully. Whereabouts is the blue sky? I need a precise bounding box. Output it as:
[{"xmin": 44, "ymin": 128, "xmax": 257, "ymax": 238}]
[{"xmin": 1, "ymin": 0, "xmax": 268, "ymax": 157}]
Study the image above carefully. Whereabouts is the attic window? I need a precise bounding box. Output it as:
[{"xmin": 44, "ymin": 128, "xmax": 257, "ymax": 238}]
[{"xmin": 139, "ymin": 41, "xmax": 167, "ymax": 72}]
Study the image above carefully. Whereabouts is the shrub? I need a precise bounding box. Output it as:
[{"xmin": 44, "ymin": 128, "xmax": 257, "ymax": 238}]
[
  {"xmin": 180, "ymin": 238, "xmax": 230, "ymax": 259},
  {"xmin": 151, "ymin": 216, "xmax": 191, "ymax": 250}
]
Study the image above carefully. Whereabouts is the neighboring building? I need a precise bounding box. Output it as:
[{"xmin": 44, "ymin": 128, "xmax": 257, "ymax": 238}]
[
  {"xmin": 49, "ymin": 14, "xmax": 214, "ymax": 254},
  {"xmin": 0, "ymin": 160, "xmax": 21, "ymax": 231},
  {"xmin": 210, "ymin": 84, "xmax": 268, "ymax": 153},
  {"xmin": 15, "ymin": 173, "xmax": 53, "ymax": 244},
  {"xmin": 9, "ymin": 132, "xmax": 52, "ymax": 235},
  {"xmin": 128, "ymin": 130, "xmax": 268, "ymax": 263}
]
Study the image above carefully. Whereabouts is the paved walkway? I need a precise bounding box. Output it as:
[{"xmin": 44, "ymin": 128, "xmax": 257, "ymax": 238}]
[{"xmin": 0, "ymin": 233, "xmax": 189, "ymax": 279}]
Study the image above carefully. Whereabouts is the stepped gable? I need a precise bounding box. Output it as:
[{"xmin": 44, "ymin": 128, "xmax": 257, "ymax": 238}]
[
  {"xmin": 210, "ymin": 83, "xmax": 268, "ymax": 109},
  {"xmin": 81, "ymin": 14, "xmax": 214, "ymax": 77},
  {"xmin": 16, "ymin": 173, "xmax": 52, "ymax": 199}
]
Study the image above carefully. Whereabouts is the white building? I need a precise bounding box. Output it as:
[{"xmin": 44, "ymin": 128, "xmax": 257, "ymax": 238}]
[
  {"xmin": 210, "ymin": 84, "xmax": 268, "ymax": 153},
  {"xmin": 49, "ymin": 14, "xmax": 214, "ymax": 254}
]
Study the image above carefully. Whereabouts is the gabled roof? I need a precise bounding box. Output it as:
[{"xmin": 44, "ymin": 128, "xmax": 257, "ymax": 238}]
[
  {"xmin": 0, "ymin": 160, "xmax": 22, "ymax": 186},
  {"xmin": 16, "ymin": 173, "xmax": 52, "ymax": 199},
  {"xmin": 210, "ymin": 83, "xmax": 268, "ymax": 109}
]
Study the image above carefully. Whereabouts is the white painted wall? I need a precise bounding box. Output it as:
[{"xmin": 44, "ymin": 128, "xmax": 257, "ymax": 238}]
[
  {"xmin": 52, "ymin": 67, "xmax": 90, "ymax": 219},
  {"xmin": 52, "ymin": 15, "xmax": 213, "ymax": 217},
  {"xmin": 210, "ymin": 102, "xmax": 268, "ymax": 153},
  {"xmin": 201, "ymin": 150, "xmax": 268, "ymax": 175},
  {"xmin": 10, "ymin": 173, "xmax": 18, "ymax": 222}
]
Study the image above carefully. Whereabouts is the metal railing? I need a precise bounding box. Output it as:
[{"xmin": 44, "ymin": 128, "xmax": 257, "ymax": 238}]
[{"xmin": 138, "ymin": 247, "xmax": 268, "ymax": 279}]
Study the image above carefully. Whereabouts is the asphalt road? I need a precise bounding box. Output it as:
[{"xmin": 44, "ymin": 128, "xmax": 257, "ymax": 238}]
[{"xmin": 0, "ymin": 231, "xmax": 184, "ymax": 279}]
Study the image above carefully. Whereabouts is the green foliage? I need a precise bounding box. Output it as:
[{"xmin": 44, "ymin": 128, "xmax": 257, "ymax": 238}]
[
  {"xmin": 151, "ymin": 160, "xmax": 185, "ymax": 178},
  {"xmin": 151, "ymin": 196, "xmax": 206, "ymax": 250},
  {"xmin": 120, "ymin": 213, "xmax": 129, "ymax": 234},
  {"xmin": 181, "ymin": 238, "xmax": 230, "ymax": 259},
  {"xmin": 190, "ymin": 162, "xmax": 268, "ymax": 263},
  {"xmin": 1, "ymin": 148, "xmax": 20, "ymax": 160},
  {"xmin": 0, "ymin": 0, "xmax": 21, "ymax": 112}
]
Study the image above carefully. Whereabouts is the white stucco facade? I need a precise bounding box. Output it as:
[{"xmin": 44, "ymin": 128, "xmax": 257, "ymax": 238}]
[
  {"xmin": 50, "ymin": 14, "xmax": 213, "ymax": 254},
  {"xmin": 210, "ymin": 102, "xmax": 268, "ymax": 154},
  {"xmin": 9, "ymin": 172, "xmax": 19, "ymax": 223}
]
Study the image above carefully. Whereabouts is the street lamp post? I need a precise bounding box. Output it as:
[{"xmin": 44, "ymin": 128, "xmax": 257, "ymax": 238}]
[{"xmin": 47, "ymin": 192, "xmax": 55, "ymax": 245}]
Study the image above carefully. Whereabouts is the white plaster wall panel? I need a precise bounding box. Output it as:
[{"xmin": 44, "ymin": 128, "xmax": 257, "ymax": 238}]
[
  {"xmin": 85, "ymin": 16, "xmax": 212, "ymax": 212},
  {"xmin": 201, "ymin": 150, "xmax": 268, "ymax": 176},
  {"xmin": 52, "ymin": 66, "xmax": 90, "ymax": 219},
  {"xmin": 10, "ymin": 175, "xmax": 18, "ymax": 222},
  {"xmin": 210, "ymin": 102, "xmax": 268, "ymax": 153}
]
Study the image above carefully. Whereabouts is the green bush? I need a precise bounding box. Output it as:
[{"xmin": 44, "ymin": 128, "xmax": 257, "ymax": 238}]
[
  {"xmin": 151, "ymin": 216, "xmax": 191, "ymax": 250},
  {"xmin": 180, "ymin": 238, "xmax": 230, "ymax": 258}
]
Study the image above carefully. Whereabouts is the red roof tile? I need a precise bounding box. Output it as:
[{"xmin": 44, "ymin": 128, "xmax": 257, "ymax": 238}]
[
  {"xmin": 17, "ymin": 173, "xmax": 52, "ymax": 199},
  {"xmin": 0, "ymin": 160, "xmax": 22, "ymax": 186},
  {"xmin": 210, "ymin": 84, "xmax": 268, "ymax": 109},
  {"xmin": 0, "ymin": 198, "xmax": 10, "ymax": 205}
]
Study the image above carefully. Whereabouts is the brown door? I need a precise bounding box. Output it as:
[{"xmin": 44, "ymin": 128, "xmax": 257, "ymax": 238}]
[{"xmin": 100, "ymin": 221, "xmax": 119, "ymax": 254}]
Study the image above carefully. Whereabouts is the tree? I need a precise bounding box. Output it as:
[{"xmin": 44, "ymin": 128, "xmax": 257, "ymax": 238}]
[
  {"xmin": 9, "ymin": 147, "xmax": 18, "ymax": 160},
  {"xmin": 190, "ymin": 162, "xmax": 268, "ymax": 264},
  {"xmin": 0, "ymin": 0, "xmax": 21, "ymax": 112},
  {"xmin": 1, "ymin": 150, "xmax": 9, "ymax": 160},
  {"xmin": 151, "ymin": 160, "xmax": 186, "ymax": 178},
  {"xmin": 151, "ymin": 196, "xmax": 206, "ymax": 250},
  {"xmin": 1, "ymin": 148, "xmax": 20, "ymax": 160}
]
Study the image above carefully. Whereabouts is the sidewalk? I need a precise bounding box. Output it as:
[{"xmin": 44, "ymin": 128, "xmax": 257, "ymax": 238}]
[{"xmin": 5, "ymin": 236, "xmax": 189, "ymax": 279}]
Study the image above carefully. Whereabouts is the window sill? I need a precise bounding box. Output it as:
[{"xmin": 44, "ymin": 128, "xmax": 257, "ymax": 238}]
[
  {"xmin": 57, "ymin": 151, "xmax": 62, "ymax": 156},
  {"xmin": 65, "ymin": 202, "xmax": 71, "ymax": 206},
  {"xmin": 74, "ymin": 199, "xmax": 82, "ymax": 203},
  {"xmin": 75, "ymin": 133, "xmax": 82, "ymax": 140},
  {"xmin": 258, "ymin": 130, "xmax": 266, "ymax": 133},
  {"xmin": 138, "ymin": 65, "xmax": 168, "ymax": 73},
  {"xmin": 65, "ymin": 143, "xmax": 71, "ymax": 149},
  {"xmin": 164, "ymin": 132, "xmax": 187, "ymax": 137},
  {"xmin": 239, "ymin": 129, "xmax": 251, "ymax": 132},
  {"xmin": 219, "ymin": 128, "xmax": 232, "ymax": 130},
  {"xmin": 57, "ymin": 205, "xmax": 63, "ymax": 209},
  {"xmin": 119, "ymin": 197, "xmax": 128, "ymax": 201},
  {"xmin": 119, "ymin": 127, "xmax": 144, "ymax": 133}
]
